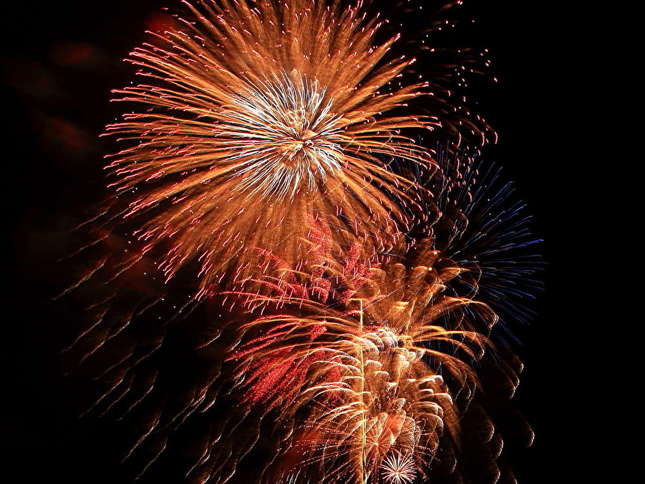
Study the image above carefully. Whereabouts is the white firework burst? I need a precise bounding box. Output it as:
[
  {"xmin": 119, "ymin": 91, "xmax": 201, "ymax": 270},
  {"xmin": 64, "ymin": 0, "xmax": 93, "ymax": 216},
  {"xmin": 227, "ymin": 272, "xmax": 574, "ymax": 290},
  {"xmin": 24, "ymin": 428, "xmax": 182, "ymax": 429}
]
[
  {"xmin": 224, "ymin": 72, "xmax": 345, "ymax": 199},
  {"xmin": 380, "ymin": 452, "xmax": 417, "ymax": 484}
]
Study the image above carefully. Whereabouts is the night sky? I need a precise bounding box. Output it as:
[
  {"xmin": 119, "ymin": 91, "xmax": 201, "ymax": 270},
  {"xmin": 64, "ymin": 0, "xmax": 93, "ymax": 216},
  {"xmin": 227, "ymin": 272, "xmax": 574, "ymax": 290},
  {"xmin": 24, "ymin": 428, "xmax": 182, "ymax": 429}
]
[{"xmin": 3, "ymin": 1, "xmax": 594, "ymax": 482}]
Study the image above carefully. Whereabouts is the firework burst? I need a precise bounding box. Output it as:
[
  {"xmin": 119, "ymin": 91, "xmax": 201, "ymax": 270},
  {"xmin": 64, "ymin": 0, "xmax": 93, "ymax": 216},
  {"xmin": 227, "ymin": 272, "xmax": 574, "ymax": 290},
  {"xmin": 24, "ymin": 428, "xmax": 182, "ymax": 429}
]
[
  {"xmin": 228, "ymin": 240, "xmax": 497, "ymax": 482},
  {"xmin": 58, "ymin": 1, "xmax": 543, "ymax": 482},
  {"xmin": 61, "ymin": 153, "xmax": 539, "ymax": 482},
  {"xmin": 104, "ymin": 0, "xmax": 435, "ymax": 297},
  {"xmin": 417, "ymin": 149, "xmax": 544, "ymax": 346},
  {"xmin": 380, "ymin": 452, "xmax": 417, "ymax": 484}
]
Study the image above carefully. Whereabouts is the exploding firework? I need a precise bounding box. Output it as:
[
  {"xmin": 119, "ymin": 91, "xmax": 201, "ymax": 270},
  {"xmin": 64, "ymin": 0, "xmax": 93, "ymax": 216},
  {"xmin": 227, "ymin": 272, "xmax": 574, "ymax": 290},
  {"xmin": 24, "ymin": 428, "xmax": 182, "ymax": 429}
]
[
  {"xmin": 61, "ymin": 152, "xmax": 539, "ymax": 483},
  {"xmin": 58, "ymin": 1, "xmax": 542, "ymax": 482},
  {"xmin": 424, "ymin": 149, "xmax": 544, "ymax": 344},
  {"xmin": 380, "ymin": 452, "xmax": 417, "ymax": 484},
  {"xmin": 228, "ymin": 240, "xmax": 497, "ymax": 482},
  {"xmin": 103, "ymin": 0, "xmax": 436, "ymax": 298}
]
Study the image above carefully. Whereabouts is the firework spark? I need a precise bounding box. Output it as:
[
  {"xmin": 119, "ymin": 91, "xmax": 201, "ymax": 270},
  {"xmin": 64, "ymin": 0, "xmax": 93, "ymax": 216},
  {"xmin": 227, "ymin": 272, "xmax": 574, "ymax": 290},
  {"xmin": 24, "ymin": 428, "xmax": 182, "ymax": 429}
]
[{"xmin": 104, "ymin": 0, "xmax": 435, "ymax": 298}]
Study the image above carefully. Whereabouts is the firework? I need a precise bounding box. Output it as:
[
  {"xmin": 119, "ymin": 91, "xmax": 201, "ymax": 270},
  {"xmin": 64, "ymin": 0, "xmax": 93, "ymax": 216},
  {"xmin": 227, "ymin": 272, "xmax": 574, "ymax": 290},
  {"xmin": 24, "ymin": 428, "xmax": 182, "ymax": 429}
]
[
  {"xmin": 229, "ymin": 240, "xmax": 496, "ymax": 482},
  {"xmin": 380, "ymin": 452, "xmax": 417, "ymax": 484},
  {"xmin": 62, "ymin": 153, "xmax": 539, "ymax": 482},
  {"xmin": 103, "ymin": 0, "xmax": 436, "ymax": 298},
  {"xmin": 424, "ymin": 149, "xmax": 544, "ymax": 345},
  {"xmin": 59, "ymin": 1, "xmax": 542, "ymax": 482}
]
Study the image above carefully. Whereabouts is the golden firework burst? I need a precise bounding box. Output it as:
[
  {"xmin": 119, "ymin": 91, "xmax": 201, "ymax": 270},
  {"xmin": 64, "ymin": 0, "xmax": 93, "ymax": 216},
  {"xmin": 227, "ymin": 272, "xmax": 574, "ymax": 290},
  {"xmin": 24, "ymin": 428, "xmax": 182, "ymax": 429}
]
[
  {"xmin": 229, "ymin": 241, "xmax": 496, "ymax": 481},
  {"xmin": 105, "ymin": 0, "xmax": 435, "ymax": 297}
]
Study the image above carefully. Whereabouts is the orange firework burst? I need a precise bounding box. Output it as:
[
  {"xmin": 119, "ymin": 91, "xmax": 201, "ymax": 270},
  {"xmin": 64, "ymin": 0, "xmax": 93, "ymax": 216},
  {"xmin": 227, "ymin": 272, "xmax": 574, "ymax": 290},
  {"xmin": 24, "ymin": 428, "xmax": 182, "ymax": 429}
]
[
  {"xmin": 104, "ymin": 0, "xmax": 435, "ymax": 297},
  {"xmin": 229, "ymin": 241, "xmax": 497, "ymax": 482}
]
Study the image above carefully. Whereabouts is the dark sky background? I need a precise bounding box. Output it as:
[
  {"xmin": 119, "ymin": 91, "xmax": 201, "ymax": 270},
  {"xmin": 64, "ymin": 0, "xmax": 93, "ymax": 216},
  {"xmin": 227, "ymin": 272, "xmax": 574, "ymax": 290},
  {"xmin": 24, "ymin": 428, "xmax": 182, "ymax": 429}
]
[{"xmin": 2, "ymin": 1, "xmax": 595, "ymax": 482}]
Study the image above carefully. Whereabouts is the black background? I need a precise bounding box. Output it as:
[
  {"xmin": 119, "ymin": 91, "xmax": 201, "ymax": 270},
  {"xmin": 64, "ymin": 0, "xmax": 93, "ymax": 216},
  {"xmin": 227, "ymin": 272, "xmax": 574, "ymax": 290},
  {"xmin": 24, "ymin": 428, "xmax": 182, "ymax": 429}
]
[{"xmin": 3, "ymin": 1, "xmax": 596, "ymax": 482}]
